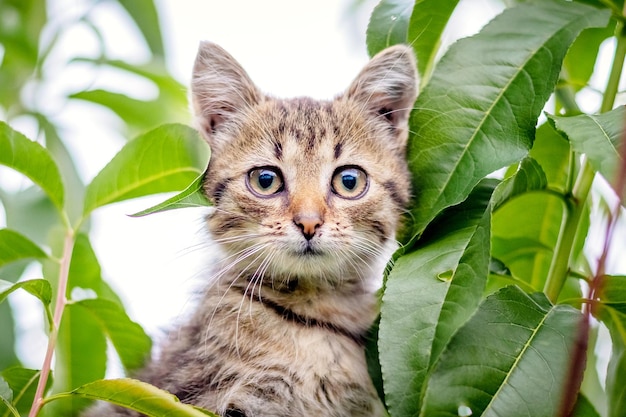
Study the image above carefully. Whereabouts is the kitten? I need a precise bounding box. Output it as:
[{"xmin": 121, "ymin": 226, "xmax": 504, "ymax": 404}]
[{"xmin": 86, "ymin": 41, "xmax": 417, "ymax": 417}]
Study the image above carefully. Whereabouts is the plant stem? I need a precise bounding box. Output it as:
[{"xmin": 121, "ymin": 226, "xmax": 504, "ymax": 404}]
[
  {"xmin": 544, "ymin": 19, "xmax": 626, "ymax": 303},
  {"xmin": 28, "ymin": 230, "xmax": 75, "ymax": 417}
]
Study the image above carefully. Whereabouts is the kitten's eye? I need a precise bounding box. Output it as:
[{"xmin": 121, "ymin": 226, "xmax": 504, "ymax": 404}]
[
  {"xmin": 247, "ymin": 167, "xmax": 284, "ymax": 197},
  {"xmin": 331, "ymin": 166, "xmax": 368, "ymax": 199}
]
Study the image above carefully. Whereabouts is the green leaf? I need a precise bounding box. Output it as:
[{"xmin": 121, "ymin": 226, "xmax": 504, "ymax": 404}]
[
  {"xmin": 563, "ymin": 23, "xmax": 615, "ymax": 92},
  {"xmin": 548, "ymin": 106, "xmax": 625, "ymax": 199},
  {"xmin": 0, "ymin": 377, "xmax": 12, "ymax": 407},
  {"xmin": 0, "ymin": 121, "xmax": 65, "ymax": 213},
  {"xmin": 0, "ymin": 279, "xmax": 51, "ymax": 307},
  {"xmin": 47, "ymin": 378, "xmax": 218, "ymax": 417},
  {"xmin": 71, "ymin": 298, "xmax": 151, "ymax": 371},
  {"xmin": 0, "ymin": 367, "xmax": 53, "ymax": 416},
  {"xmin": 130, "ymin": 174, "xmax": 211, "ymax": 217},
  {"xmin": 492, "ymin": 157, "xmax": 548, "ymax": 210},
  {"xmin": 83, "ymin": 124, "xmax": 210, "ymax": 216},
  {"xmin": 530, "ymin": 122, "xmax": 572, "ymax": 193},
  {"xmin": 117, "ymin": 0, "xmax": 165, "ymax": 58},
  {"xmin": 408, "ymin": 0, "xmax": 460, "ymax": 86},
  {"xmin": 380, "ymin": 180, "xmax": 494, "ymax": 416},
  {"xmin": 70, "ymin": 90, "xmax": 183, "ymax": 133},
  {"xmin": 366, "ymin": 0, "xmax": 413, "ymax": 56},
  {"xmin": 51, "ymin": 304, "xmax": 107, "ymax": 416},
  {"xmin": 571, "ymin": 394, "xmax": 601, "ymax": 417},
  {"xmin": 492, "ymin": 192, "xmax": 564, "ymax": 291},
  {"xmin": 406, "ymin": 1, "xmax": 610, "ymax": 239},
  {"xmin": 68, "ymin": 234, "xmax": 123, "ymax": 306},
  {"xmin": 420, "ymin": 286, "xmax": 582, "ymax": 417},
  {"xmin": 0, "ymin": 229, "xmax": 48, "ymax": 269}
]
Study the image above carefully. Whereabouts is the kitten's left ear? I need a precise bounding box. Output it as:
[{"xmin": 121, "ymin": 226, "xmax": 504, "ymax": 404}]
[{"xmin": 346, "ymin": 45, "xmax": 418, "ymax": 136}]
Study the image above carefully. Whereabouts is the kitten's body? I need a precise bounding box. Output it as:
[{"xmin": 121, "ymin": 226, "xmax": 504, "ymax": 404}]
[{"xmin": 86, "ymin": 43, "xmax": 417, "ymax": 417}]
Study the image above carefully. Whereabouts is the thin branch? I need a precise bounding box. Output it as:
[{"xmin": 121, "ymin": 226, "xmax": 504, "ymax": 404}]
[{"xmin": 28, "ymin": 230, "xmax": 75, "ymax": 417}]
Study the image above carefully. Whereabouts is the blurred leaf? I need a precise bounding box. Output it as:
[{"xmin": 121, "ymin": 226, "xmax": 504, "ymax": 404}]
[
  {"xmin": 36, "ymin": 115, "xmax": 86, "ymax": 223},
  {"xmin": 47, "ymin": 378, "xmax": 218, "ymax": 417},
  {"xmin": 0, "ymin": 367, "xmax": 52, "ymax": 416},
  {"xmin": 571, "ymin": 394, "xmax": 601, "ymax": 417},
  {"xmin": 130, "ymin": 174, "xmax": 211, "ymax": 217},
  {"xmin": 408, "ymin": 0, "xmax": 459, "ymax": 86},
  {"xmin": 72, "ymin": 298, "xmax": 151, "ymax": 372},
  {"xmin": 0, "ymin": 279, "xmax": 51, "ymax": 308},
  {"xmin": 0, "ymin": 229, "xmax": 48, "ymax": 269},
  {"xmin": 563, "ymin": 23, "xmax": 615, "ymax": 92},
  {"xmin": 548, "ymin": 106, "xmax": 626, "ymax": 200},
  {"xmin": 406, "ymin": 1, "xmax": 610, "ymax": 240},
  {"xmin": 420, "ymin": 286, "xmax": 582, "ymax": 417},
  {"xmin": 595, "ymin": 275, "xmax": 626, "ymax": 417},
  {"xmin": 380, "ymin": 180, "xmax": 494, "ymax": 416},
  {"xmin": 68, "ymin": 234, "xmax": 123, "ymax": 306},
  {"xmin": 0, "ymin": 121, "xmax": 65, "ymax": 213},
  {"xmin": 117, "ymin": 0, "xmax": 165, "ymax": 58},
  {"xmin": 70, "ymin": 90, "xmax": 182, "ymax": 134},
  {"xmin": 0, "ymin": 0, "xmax": 46, "ymax": 111},
  {"xmin": 0, "ymin": 376, "xmax": 12, "ymax": 406},
  {"xmin": 1, "ymin": 187, "xmax": 61, "ymax": 247},
  {"xmin": 530, "ymin": 122, "xmax": 572, "ymax": 193},
  {"xmin": 366, "ymin": 0, "xmax": 413, "ymax": 56},
  {"xmin": 0, "ymin": 303, "xmax": 19, "ymax": 370},
  {"xmin": 51, "ymin": 304, "xmax": 107, "ymax": 416},
  {"xmin": 492, "ymin": 192, "xmax": 564, "ymax": 291},
  {"xmin": 83, "ymin": 124, "xmax": 210, "ymax": 216}
]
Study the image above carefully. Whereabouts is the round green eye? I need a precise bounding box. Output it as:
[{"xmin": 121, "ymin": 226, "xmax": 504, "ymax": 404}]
[
  {"xmin": 247, "ymin": 168, "xmax": 284, "ymax": 196},
  {"xmin": 331, "ymin": 166, "xmax": 368, "ymax": 199}
]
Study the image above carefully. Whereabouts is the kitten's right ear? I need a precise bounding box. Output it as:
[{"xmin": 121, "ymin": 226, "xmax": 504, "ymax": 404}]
[{"xmin": 191, "ymin": 42, "xmax": 262, "ymax": 147}]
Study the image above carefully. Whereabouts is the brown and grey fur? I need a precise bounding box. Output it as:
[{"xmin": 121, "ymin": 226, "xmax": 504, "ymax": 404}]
[{"xmin": 86, "ymin": 42, "xmax": 417, "ymax": 417}]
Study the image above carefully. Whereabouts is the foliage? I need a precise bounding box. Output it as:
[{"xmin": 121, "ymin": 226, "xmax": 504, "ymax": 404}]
[{"xmin": 0, "ymin": 0, "xmax": 625, "ymax": 416}]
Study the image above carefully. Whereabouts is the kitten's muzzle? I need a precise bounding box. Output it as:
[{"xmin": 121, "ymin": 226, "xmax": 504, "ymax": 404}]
[{"xmin": 293, "ymin": 213, "xmax": 323, "ymax": 241}]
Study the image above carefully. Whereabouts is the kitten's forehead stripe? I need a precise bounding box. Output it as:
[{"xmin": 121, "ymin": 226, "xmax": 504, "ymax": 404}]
[{"xmin": 333, "ymin": 142, "xmax": 343, "ymax": 160}]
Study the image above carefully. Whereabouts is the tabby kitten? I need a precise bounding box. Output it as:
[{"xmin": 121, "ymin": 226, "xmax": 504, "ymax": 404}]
[{"xmin": 86, "ymin": 42, "xmax": 417, "ymax": 417}]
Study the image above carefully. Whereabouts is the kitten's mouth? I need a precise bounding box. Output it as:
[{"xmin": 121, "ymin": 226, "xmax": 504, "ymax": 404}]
[{"xmin": 295, "ymin": 242, "xmax": 324, "ymax": 256}]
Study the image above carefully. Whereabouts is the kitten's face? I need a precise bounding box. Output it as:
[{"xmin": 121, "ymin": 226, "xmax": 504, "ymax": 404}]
[
  {"xmin": 191, "ymin": 42, "xmax": 418, "ymax": 285},
  {"xmin": 204, "ymin": 98, "xmax": 409, "ymax": 280}
]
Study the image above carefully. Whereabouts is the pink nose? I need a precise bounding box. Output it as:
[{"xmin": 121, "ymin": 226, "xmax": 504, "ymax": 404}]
[{"xmin": 294, "ymin": 214, "xmax": 323, "ymax": 241}]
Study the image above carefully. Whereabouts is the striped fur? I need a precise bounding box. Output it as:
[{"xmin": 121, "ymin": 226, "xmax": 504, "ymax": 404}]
[{"xmin": 86, "ymin": 42, "xmax": 417, "ymax": 417}]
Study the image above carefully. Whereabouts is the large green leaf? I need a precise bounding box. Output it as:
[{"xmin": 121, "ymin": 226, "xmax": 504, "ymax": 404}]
[
  {"xmin": 380, "ymin": 180, "xmax": 494, "ymax": 417},
  {"xmin": 420, "ymin": 286, "xmax": 581, "ymax": 417},
  {"xmin": 491, "ymin": 157, "xmax": 548, "ymax": 210},
  {"xmin": 407, "ymin": 1, "xmax": 610, "ymax": 239},
  {"xmin": 71, "ymin": 298, "xmax": 151, "ymax": 371},
  {"xmin": 366, "ymin": 0, "xmax": 413, "ymax": 56},
  {"xmin": 83, "ymin": 124, "xmax": 210, "ymax": 216},
  {"xmin": 0, "ymin": 229, "xmax": 48, "ymax": 269},
  {"xmin": 0, "ymin": 367, "xmax": 52, "ymax": 417},
  {"xmin": 548, "ymin": 106, "xmax": 625, "ymax": 199},
  {"xmin": 408, "ymin": 0, "xmax": 459, "ymax": 85},
  {"xmin": 45, "ymin": 379, "xmax": 218, "ymax": 417},
  {"xmin": 0, "ymin": 121, "xmax": 65, "ymax": 213}
]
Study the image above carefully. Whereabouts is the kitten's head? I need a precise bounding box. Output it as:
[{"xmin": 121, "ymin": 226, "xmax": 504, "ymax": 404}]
[{"xmin": 191, "ymin": 42, "xmax": 417, "ymax": 287}]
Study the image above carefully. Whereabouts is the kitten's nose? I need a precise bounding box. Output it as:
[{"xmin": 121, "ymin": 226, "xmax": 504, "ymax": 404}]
[{"xmin": 294, "ymin": 214, "xmax": 323, "ymax": 241}]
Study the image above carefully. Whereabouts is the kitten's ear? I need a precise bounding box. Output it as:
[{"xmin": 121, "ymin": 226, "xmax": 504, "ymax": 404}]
[
  {"xmin": 190, "ymin": 42, "xmax": 262, "ymax": 147},
  {"xmin": 346, "ymin": 45, "xmax": 418, "ymax": 137}
]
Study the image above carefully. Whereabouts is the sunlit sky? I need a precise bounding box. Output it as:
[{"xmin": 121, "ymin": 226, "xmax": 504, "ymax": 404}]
[{"xmin": 4, "ymin": 0, "xmax": 624, "ymax": 369}]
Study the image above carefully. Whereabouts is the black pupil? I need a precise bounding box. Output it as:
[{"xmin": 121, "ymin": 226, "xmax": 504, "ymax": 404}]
[
  {"xmin": 342, "ymin": 173, "xmax": 357, "ymax": 190},
  {"xmin": 258, "ymin": 172, "xmax": 275, "ymax": 189}
]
